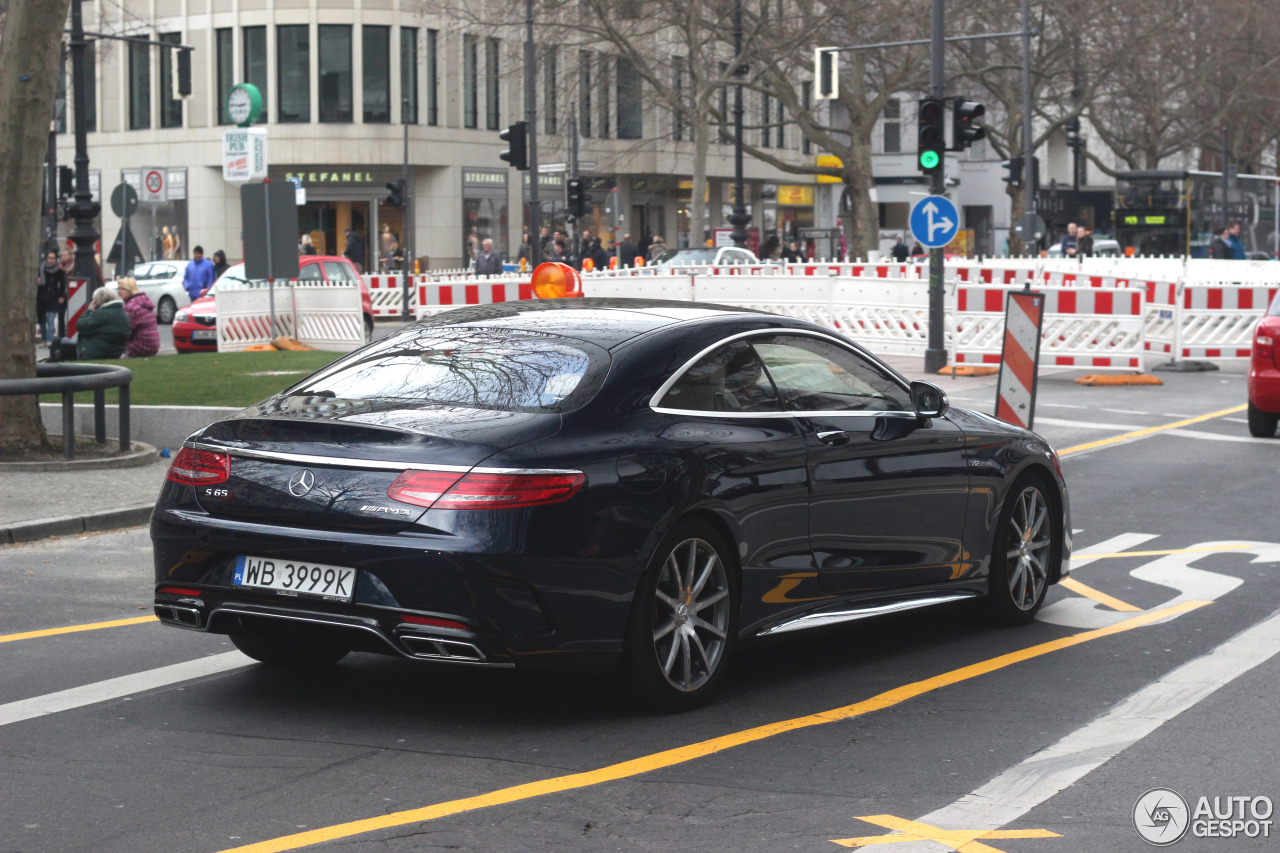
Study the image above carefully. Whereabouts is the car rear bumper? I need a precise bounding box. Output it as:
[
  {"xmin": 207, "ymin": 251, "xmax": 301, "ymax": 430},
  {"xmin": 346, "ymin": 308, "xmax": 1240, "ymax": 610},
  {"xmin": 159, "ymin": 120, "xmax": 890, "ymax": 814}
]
[{"xmin": 1248, "ymin": 360, "xmax": 1280, "ymax": 412}]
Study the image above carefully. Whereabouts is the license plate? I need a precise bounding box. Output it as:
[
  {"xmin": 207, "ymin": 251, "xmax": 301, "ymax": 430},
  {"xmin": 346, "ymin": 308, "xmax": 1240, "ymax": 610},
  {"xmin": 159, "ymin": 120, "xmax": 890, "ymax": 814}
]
[
  {"xmin": 191, "ymin": 329, "xmax": 217, "ymax": 341},
  {"xmin": 233, "ymin": 555, "xmax": 357, "ymax": 601}
]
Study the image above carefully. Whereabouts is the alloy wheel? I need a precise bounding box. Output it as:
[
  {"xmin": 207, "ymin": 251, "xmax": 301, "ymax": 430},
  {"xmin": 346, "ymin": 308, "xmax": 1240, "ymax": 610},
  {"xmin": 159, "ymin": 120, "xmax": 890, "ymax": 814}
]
[
  {"xmin": 650, "ymin": 537, "xmax": 731, "ymax": 693},
  {"xmin": 1005, "ymin": 485, "xmax": 1051, "ymax": 611}
]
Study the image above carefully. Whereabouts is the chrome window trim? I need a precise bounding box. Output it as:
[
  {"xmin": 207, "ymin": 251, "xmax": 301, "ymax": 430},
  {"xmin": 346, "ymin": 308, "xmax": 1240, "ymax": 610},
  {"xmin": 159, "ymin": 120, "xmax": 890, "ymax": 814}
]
[
  {"xmin": 185, "ymin": 441, "xmax": 580, "ymax": 476},
  {"xmin": 648, "ymin": 327, "xmax": 913, "ymax": 417}
]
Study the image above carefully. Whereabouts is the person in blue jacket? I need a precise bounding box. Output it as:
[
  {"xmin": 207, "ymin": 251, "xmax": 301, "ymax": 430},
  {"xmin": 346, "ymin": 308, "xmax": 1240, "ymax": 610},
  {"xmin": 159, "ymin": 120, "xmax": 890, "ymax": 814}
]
[{"xmin": 182, "ymin": 246, "xmax": 217, "ymax": 300}]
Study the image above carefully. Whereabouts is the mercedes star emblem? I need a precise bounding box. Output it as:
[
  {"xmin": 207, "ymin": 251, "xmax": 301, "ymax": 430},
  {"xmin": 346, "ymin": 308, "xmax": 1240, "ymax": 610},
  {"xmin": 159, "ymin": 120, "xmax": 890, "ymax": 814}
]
[{"xmin": 288, "ymin": 469, "xmax": 316, "ymax": 497}]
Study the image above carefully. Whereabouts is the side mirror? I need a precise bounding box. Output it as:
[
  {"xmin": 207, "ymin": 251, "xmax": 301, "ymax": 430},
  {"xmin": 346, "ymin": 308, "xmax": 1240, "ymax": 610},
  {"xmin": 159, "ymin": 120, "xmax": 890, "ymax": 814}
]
[{"xmin": 910, "ymin": 381, "xmax": 949, "ymax": 419}]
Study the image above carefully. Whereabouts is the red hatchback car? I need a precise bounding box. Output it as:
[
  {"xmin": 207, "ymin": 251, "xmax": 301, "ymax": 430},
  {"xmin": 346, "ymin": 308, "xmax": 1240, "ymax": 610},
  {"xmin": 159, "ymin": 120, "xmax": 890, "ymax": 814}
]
[
  {"xmin": 1248, "ymin": 291, "xmax": 1280, "ymax": 437},
  {"xmin": 172, "ymin": 255, "xmax": 375, "ymax": 353}
]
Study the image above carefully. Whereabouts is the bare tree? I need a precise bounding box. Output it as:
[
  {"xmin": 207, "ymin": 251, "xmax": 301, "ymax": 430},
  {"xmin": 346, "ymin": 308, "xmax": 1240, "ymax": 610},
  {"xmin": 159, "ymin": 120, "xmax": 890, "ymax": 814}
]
[{"xmin": 0, "ymin": 0, "xmax": 72, "ymax": 454}]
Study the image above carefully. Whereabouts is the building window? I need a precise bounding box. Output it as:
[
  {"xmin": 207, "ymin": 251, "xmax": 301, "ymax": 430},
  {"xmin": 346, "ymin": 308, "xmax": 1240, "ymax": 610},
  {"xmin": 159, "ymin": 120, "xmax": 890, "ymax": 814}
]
[
  {"xmin": 83, "ymin": 42, "xmax": 96, "ymax": 133},
  {"xmin": 463, "ymin": 36, "xmax": 478, "ymax": 129},
  {"xmin": 244, "ymin": 26, "xmax": 268, "ymax": 123},
  {"xmin": 882, "ymin": 98, "xmax": 900, "ymax": 153},
  {"xmin": 363, "ymin": 25, "xmax": 390, "ymax": 123},
  {"xmin": 216, "ymin": 28, "xmax": 234, "ymax": 125},
  {"xmin": 426, "ymin": 29, "xmax": 438, "ymax": 126},
  {"xmin": 319, "ymin": 25, "xmax": 353, "ymax": 123},
  {"xmin": 672, "ymin": 58, "xmax": 684, "ymax": 142},
  {"xmin": 776, "ymin": 96, "xmax": 785, "ymax": 148},
  {"xmin": 129, "ymin": 40, "xmax": 150, "ymax": 130},
  {"xmin": 719, "ymin": 63, "xmax": 729, "ymax": 144},
  {"xmin": 578, "ymin": 51, "xmax": 592, "ymax": 138},
  {"xmin": 544, "ymin": 48, "xmax": 557, "ymax": 135},
  {"xmin": 401, "ymin": 27, "xmax": 418, "ymax": 124},
  {"xmin": 55, "ymin": 58, "xmax": 67, "ymax": 133},
  {"xmin": 617, "ymin": 56, "xmax": 641, "ymax": 139},
  {"xmin": 760, "ymin": 92, "xmax": 771, "ymax": 148},
  {"xmin": 159, "ymin": 32, "xmax": 183, "ymax": 129},
  {"xmin": 598, "ymin": 55, "xmax": 610, "ymax": 138},
  {"xmin": 486, "ymin": 38, "xmax": 500, "ymax": 131},
  {"xmin": 277, "ymin": 25, "xmax": 310, "ymax": 123},
  {"xmin": 802, "ymin": 84, "xmax": 812, "ymax": 154}
]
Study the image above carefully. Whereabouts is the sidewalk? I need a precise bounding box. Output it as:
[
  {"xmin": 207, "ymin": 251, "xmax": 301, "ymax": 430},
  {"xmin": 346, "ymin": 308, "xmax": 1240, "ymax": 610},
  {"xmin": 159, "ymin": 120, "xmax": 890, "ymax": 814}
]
[{"xmin": 0, "ymin": 353, "xmax": 1002, "ymax": 545}]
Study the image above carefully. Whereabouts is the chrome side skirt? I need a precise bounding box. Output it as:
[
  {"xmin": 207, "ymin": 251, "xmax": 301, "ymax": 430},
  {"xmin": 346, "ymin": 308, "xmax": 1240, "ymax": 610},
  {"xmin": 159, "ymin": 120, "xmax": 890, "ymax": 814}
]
[{"xmin": 756, "ymin": 592, "xmax": 979, "ymax": 637}]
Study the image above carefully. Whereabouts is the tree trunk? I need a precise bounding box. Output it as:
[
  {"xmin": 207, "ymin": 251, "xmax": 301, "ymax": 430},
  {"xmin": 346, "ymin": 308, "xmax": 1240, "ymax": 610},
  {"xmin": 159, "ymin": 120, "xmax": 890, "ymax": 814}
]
[
  {"xmin": 0, "ymin": 0, "xmax": 71, "ymax": 453},
  {"xmin": 842, "ymin": 135, "xmax": 878, "ymax": 260},
  {"xmin": 690, "ymin": 105, "xmax": 710, "ymax": 249}
]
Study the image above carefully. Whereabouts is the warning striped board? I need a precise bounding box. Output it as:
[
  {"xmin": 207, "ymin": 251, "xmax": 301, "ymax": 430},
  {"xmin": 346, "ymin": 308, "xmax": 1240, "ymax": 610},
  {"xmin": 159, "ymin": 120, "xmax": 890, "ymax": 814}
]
[
  {"xmin": 65, "ymin": 278, "xmax": 89, "ymax": 338},
  {"xmin": 995, "ymin": 291, "xmax": 1045, "ymax": 430}
]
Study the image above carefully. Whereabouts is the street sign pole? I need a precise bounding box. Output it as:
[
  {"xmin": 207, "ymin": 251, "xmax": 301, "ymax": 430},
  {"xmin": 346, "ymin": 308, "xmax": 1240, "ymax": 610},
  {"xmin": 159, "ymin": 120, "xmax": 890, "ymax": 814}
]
[{"xmin": 925, "ymin": 0, "xmax": 947, "ymax": 375}]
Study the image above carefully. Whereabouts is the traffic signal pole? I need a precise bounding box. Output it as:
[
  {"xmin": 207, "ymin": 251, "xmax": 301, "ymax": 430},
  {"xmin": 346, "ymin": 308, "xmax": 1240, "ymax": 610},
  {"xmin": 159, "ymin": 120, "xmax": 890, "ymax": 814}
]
[
  {"xmin": 924, "ymin": 0, "xmax": 946, "ymax": 374},
  {"xmin": 524, "ymin": 0, "xmax": 541, "ymax": 266}
]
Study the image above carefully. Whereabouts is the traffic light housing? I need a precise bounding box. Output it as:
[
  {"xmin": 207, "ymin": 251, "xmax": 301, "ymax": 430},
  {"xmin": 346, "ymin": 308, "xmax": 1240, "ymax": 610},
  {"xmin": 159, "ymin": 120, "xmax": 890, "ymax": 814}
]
[
  {"xmin": 177, "ymin": 48, "xmax": 192, "ymax": 96},
  {"xmin": 1002, "ymin": 157, "xmax": 1024, "ymax": 188},
  {"xmin": 58, "ymin": 165, "xmax": 74, "ymax": 198},
  {"xmin": 814, "ymin": 47, "xmax": 838, "ymax": 100},
  {"xmin": 917, "ymin": 97, "xmax": 946, "ymax": 174},
  {"xmin": 952, "ymin": 98, "xmax": 985, "ymax": 150},
  {"xmin": 385, "ymin": 179, "xmax": 405, "ymax": 209},
  {"xmin": 499, "ymin": 121, "xmax": 528, "ymax": 170},
  {"xmin": 566, "ymin": 178, "xmax": 590, "ymax": 220}
]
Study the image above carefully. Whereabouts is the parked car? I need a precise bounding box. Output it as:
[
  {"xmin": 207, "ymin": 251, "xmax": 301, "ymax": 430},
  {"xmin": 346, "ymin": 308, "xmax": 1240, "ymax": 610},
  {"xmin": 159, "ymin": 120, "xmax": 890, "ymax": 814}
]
[
  {"xmin": 1247, "ymin": 291, "xmax": 1280, "ymax": 437},
  {"xmin": 650, "ymin": 246, "xmax": 758, "ymax": 270},
  {"xmin": 171, "ymin": 255, "xmax": 375, "ymax": 353},
  {"xmin": 1045, "ymin": 238, "xmax": 1121, "ymax": 258},
  {"xmin": 117, "ymin": 260, "xmax": 192, "ymax": 324},
  {"xmin": 151, "ymin": 298, "xmax": 1071, "ymax": 710}
]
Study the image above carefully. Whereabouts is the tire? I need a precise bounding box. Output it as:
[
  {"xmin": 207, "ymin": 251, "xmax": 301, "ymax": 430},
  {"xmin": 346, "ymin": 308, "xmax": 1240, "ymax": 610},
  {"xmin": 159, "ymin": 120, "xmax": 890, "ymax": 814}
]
[
  {"xmin": 1248, "ymin": 401, "xmax": 1278, "ymax": 438},
  {"xmin": 156, "ymin": 296, "xmax": 177, "ymax": 325},
  {"xmin": 987, "ymin": 475, "xmax": 1059, "ymax": 625},
  {"xmin": 229, "ymin": 631, "xmax": 349, "ymax": 668},
  {"xmin": 621, "ymin": 520, "xmax": 739, "ymax": 711}
]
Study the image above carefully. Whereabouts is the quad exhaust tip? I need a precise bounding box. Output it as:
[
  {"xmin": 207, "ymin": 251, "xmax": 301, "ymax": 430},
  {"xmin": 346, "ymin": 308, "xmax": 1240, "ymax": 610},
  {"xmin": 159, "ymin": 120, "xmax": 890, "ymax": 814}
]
[
  {"xmin": 155, "ymin": 604, "xmax": 203, "ymax": 629},
  {"xmin": 399, "ymin": 634, "xmax": 486, "ymax": 662}
]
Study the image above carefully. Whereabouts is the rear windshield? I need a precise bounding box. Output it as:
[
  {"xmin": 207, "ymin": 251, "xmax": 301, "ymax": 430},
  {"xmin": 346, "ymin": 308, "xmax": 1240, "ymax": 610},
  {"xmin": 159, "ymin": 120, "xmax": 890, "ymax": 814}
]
[{"xmin": 287, "ymin": 327, "xmax": 610, "ymax": 413}]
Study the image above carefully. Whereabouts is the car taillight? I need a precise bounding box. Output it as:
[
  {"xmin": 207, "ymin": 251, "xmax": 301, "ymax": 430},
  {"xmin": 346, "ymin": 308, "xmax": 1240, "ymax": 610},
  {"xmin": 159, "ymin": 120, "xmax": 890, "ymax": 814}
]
[
  {"xmin": 157, "ymin": 586, "xmax": 203, "ymax": 596},
  {"xmin": 387, "ymin": 470, "xmax": 584, "ymax": 510},
  {"xmin": 1256, "ymin": 327, "xmax": 1275, "ymax": 359},
  {"xmin": 167, "ymin": 447, "xmax": 230, "ymax": 485},
  {"xmin": 401, "ymin": 614, "xmax": 470, "ymax": 630}
]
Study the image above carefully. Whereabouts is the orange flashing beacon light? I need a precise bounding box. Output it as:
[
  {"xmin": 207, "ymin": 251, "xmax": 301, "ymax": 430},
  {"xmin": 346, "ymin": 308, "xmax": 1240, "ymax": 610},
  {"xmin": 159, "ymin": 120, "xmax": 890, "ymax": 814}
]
[{"xmin": 530, "ymin": 262, "xmax": 584, "ymax": 299}]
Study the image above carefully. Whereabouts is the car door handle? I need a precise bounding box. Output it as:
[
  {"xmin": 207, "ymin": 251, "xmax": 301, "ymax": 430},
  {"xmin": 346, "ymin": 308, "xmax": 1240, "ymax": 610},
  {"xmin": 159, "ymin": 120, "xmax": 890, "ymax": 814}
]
[{"xmin": 816, "ymin": 430, "xmax": 849, "ymax": 446}]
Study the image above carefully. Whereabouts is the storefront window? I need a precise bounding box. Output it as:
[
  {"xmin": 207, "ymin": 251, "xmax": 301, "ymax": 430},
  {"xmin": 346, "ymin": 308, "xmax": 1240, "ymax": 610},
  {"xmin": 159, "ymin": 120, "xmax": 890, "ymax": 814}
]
[
  {"xmin": 277, "ymin": 26, "xmax": 310, "ymax": 123},
  {"xmin": 319, "ymin": 25, "xmax": 353, "ymax": 123},
  {"xmin": 122, "ymin": 168, "xmax": 189, "ymax": 262},
  {"xmin": 363, "ymin": 26, "xmax": 390, "ymax": 123},
  {"xmin": 244, "ymin": 26, "xmax": 268, "ymax": 124},
  {"xmin": 463, "ymin": 170, "xmax": 509, "ymax": 264}
]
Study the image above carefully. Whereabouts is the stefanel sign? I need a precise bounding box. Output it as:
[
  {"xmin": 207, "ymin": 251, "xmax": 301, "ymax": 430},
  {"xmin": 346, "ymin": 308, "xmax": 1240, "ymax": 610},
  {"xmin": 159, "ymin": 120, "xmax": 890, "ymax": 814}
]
[{"xmin": 223, "ymin": 128, "xmax": 268, "ymax": 182}]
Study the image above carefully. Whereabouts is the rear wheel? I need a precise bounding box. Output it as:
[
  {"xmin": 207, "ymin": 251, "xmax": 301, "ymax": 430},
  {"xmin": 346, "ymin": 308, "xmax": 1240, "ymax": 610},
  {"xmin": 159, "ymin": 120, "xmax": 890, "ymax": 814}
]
[
  {"xmin": 987, "ymin": 475, "xmax": 1058, "ymax": 625},
  {"xmin": 156, "ymin": 296, "xmax": 177, "ymax": 325},
  {"xmin": 622, "ymin": 520, "xmax": 738, "ymax": 711},
  {"xmin": 229, "ymin": 631, "xmax": 349, "ymax": 668},
  {"xmin": 1248, "ymin": 401, "xmax": 1278, "ymax": 437}
]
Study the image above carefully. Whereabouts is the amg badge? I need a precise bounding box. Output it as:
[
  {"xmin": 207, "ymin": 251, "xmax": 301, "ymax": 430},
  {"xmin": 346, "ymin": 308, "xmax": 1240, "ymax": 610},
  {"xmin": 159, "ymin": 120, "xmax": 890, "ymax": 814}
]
[{"xmin": 360, "ymin": 505, "xmax": 413, "ymax": 516}]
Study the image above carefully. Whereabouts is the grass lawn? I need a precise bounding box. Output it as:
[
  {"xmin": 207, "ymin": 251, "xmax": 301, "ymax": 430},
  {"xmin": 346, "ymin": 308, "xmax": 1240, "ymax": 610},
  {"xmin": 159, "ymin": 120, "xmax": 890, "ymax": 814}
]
[{"xmin": 42, "ymin": 350, "xmax": 344, "ymax": 407}]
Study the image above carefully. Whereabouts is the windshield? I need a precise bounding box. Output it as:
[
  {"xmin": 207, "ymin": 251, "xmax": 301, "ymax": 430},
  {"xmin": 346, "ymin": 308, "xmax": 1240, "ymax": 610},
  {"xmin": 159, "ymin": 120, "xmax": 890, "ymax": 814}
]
[
  {"xmin": 655, "ymin": 248, "xmax": 717, "ymax": 265},
  {"xmin": 288, "ymin": 327, "xmax": 611, "ymax": 414}
]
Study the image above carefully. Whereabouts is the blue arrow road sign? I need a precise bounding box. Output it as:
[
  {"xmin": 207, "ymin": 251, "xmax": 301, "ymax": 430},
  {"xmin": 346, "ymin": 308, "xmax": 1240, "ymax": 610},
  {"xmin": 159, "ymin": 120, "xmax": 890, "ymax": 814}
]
[{"xmin": 910, "ymin": 195, "xmax": 959, "ymax": 248}]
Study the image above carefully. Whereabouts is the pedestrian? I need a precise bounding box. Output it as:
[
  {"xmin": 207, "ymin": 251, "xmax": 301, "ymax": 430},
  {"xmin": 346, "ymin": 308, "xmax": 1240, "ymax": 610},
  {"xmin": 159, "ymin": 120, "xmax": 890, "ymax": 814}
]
[
  {"xmin": 550, "ymin": 239, "xmax": 568, "ymax": 263},
  {"xmin": 616, "ymin": 233, "xmax": 639, "ymax": 267},
  {"xmin": 1209, "ymin": 225, "xmax": 1232, "ymax": 260},
  {"xmin": 1227, "ymin": 222, "xmax": 1246, "ymax": 260},
  {"xmin": 343, "ymin": 227, "xmax": 365, "ymax": 271},
  {"xmin": 890, "ymin": 236, "xmax": 909, "ymax": 263},
  {"xmin": 647, "ymin": 235, "xmax": 667, "ymax": 264},
  {"xmin": 539, "ymin": 225, "xmax": 553, "ymax": 258},
  {"xmin": 115, "ymin": 277, "xmax": 160, "ymax": 358},
  {"xmin": 638, "ymin": 232, "xmax": 652, "ymax": 260},
  {"xmin": 52, "ymin": 287, "xmax": 130, "ymax": 361},
  {"xmin": 587, "ymin": 237, "xmax": 608, "ymax": 271},
  {"xmin": 211, "ymin": 249, "xmax": 230, "ymax": 279},
  {"xmin": 474, "ymin": 238, "xmax": 504, "ymax": 275},
  {"xmin": 182, "ymin": 246, "xmax": 216, "ymax": 300},
  {"xmin": 36, "ymin": 250, "xmax": 66, "ymax": 344},
  {"xmin": 1061, "ymin": 222, "xmax": 1079, "ymax": 258},
  {"xmin": 1077, "ymin": 229, "xmax": 1094, "ymax": 258},
  {"xmin": 299, "ymin": 233, "xmax": 317, "ymax": 255},
  {"xmin": 758, "ymin": 235, "xmax": 780, "ymax": 262},
  {"xmin": 517, "ymin": 232, "xmax": 533, "ymax": 265},
  {"xmin": 911, "ymin": 241, "xmax": 925, "ymax": 257},
  {"xmin": 781, "ymin": 240, "xmax": 804, "ymax": 263}
]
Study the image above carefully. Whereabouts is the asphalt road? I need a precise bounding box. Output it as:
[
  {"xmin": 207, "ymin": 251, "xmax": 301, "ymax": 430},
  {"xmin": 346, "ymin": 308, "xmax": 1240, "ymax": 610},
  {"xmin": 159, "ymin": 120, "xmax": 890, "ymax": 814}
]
[{"xmin": 2, "ymin": 363, "xmax": 1278, "ymax": 853}]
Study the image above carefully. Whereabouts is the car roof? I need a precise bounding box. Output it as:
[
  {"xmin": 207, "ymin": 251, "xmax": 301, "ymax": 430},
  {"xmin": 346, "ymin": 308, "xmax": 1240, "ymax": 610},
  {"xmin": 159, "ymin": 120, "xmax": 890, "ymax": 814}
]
[{"xmin": 406, "ymin": 297, "xmax": 770, "ymax": 349}]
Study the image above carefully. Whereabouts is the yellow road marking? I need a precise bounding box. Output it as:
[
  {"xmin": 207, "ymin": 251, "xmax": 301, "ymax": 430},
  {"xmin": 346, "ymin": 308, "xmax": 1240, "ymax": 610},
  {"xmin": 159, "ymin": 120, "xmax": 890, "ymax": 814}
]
[
  {"xmin": 1075, "ymin": 544, "xmax": 1250, "ymax": 560},
  {"xmin": 0, "ymin": 615, "xmax": 157, "ymax": 644},
  {"xmin": 1058, "ymin": 404, "xmax": 1246, "ymax": 457},
  {"xmin": 1058, "ymin": 578, "xmax": 1141, "ymax": 612},
  {"xmin": 832, "ymin": 814, "xmax": 1061, "ymax": 851},
  {"xmin": 214, "ymin": 599, "xmax": 1208, "ymax": 853}
]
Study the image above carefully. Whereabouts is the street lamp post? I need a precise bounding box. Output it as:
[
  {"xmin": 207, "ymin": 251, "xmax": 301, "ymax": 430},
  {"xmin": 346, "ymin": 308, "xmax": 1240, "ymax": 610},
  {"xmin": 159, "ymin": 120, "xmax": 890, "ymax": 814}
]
[
  {"xmin": 67, "ymin": 0, "xmax": 101, "ymax": 294},
  {"xmin": 728, "ymin": 0, "xmax": 751, "ymax": 249}
]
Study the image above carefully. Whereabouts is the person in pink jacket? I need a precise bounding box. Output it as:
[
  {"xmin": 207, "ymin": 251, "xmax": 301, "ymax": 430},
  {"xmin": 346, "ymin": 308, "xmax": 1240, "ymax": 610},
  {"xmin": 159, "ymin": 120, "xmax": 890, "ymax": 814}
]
[{"xmin": 116, "ymin": 278, "xmax": 160, "ymax": 358}]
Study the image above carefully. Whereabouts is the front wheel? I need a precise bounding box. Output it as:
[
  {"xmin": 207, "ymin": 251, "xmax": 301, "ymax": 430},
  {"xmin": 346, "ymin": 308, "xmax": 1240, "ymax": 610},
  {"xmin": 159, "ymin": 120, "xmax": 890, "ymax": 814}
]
[
  {"xmin": 229, "ymin": 631, "xmax": 349, "ymax": 668},
  {"xmin": 987, "ymin": 476, "xmax": 1059, "ymax": 625},
  {"xmin": 621, "ymin": 521, "xmax": 738, "ymax": 711},
  {"xmin": 1248, "ymin": 401, "xmax": 1278, "ymax": 437},
  {"xmin": 156, "ymin": 296, "xmax": 177, "ymax": 325}
]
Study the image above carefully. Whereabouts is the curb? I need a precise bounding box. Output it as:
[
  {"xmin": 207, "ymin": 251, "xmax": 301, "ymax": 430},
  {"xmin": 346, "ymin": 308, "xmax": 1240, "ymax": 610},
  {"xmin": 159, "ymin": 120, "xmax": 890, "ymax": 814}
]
[
  {"xmin": 0, "ymin": 440, "xmax": 158, "ymax": 472},
  {"xmin": 2, "ymin": 504, "xmax": 154, "ymax": 545}
]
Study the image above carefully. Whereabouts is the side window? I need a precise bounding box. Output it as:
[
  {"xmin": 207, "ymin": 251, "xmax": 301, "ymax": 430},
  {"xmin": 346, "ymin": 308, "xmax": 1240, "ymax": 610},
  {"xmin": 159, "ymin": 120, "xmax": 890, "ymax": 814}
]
[
  {"xmin": 299, "ymin": 262, "xmax": 324, "ymax": 281},
  {"xmin": 658, "ymin": 340, "xmax": 780, "ymax": 413},
  {"xmin": 322, "ymin": 261, "xmax": 353, "ymax": 282},
  {"xmin": 133, "ymin": 263, "xmax": 155, "ymax": 280},
  {"xmin": 154, "ymin": 264, "xmax": 176, "ymax": 280},
  {"xmin": 753, "ymin": 334, "xmax": 912, "ymax": 413}
]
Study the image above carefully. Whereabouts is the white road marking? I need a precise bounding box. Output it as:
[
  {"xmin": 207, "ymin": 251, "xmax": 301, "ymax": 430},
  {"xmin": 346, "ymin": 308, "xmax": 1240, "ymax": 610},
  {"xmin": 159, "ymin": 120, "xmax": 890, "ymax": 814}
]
[
  {"xmin": 1223, "ymin": 417, "xmax": 1249, "ymax": 424},
  {"xmin": 1069, "ymin": 532, "xmax": 1161, "ymax": 569},
  {"xmin": 1100, "ymin": 408, "xmax": 1150, "ymax": 415},
  {"xmin": 0, "ymin": 652, "xmax": 251, "ymax": 727},
  {"xmin": 1035, "ymin": 416, "xmax": 1145, "ymax": 431},
  {"xmin": 881, "ymin": 606, "xmax": 1280, "ymax": 851},
  {"xmin": 1038, "ymin": 402, "xmax": 1089, "ymax": 410},
  {"xmin": 1167, "ymin": 428, "xmax": 1280, "ymax": 444}
]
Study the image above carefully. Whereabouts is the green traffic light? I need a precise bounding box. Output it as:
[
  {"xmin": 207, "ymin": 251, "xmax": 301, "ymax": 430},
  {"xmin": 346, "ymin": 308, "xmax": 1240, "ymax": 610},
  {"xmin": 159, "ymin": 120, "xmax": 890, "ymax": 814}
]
[{"xmin": 919, "ymin": 150, "xmax": 940, "ymax": 170}]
